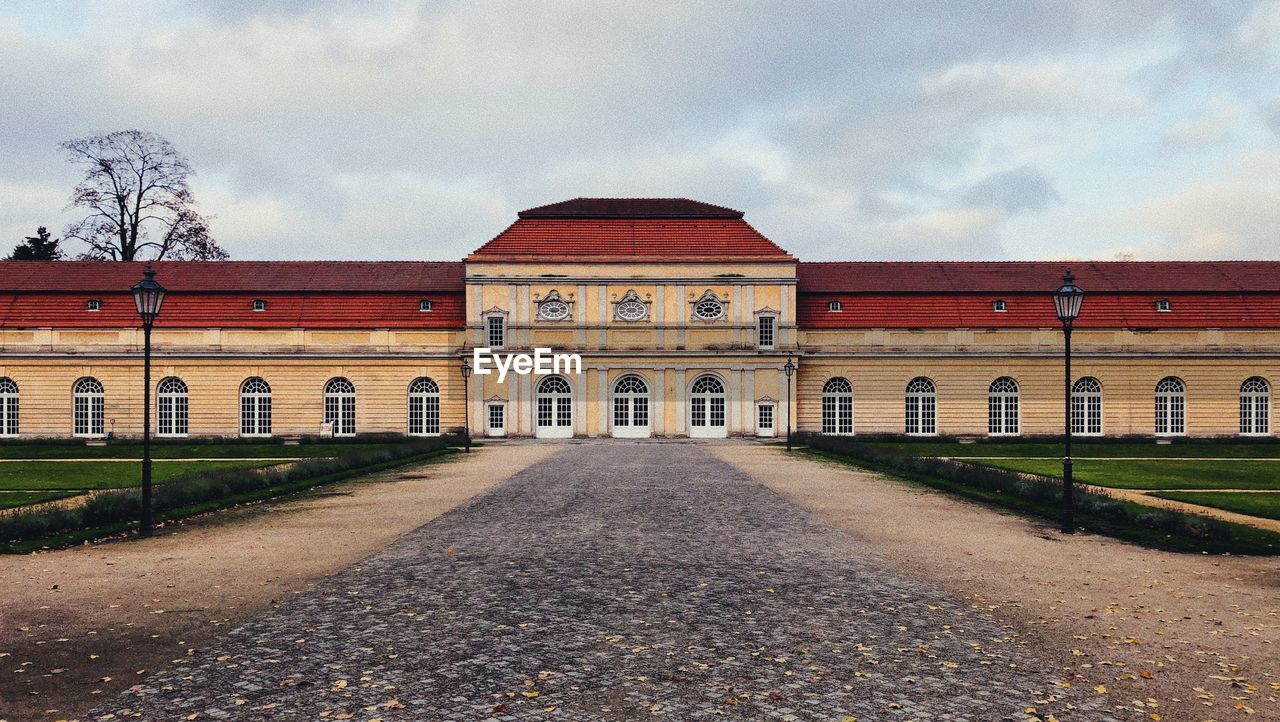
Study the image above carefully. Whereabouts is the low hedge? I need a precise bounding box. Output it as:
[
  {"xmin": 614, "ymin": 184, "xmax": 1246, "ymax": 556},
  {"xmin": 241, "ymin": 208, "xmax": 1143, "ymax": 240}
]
[
  {"xmin": 799, "ymin": 432, "xmax": 1280, "ymax": 555},
  {"xmin": 0, "ymin": 435, "xmax": 458, "ymax": 547}
]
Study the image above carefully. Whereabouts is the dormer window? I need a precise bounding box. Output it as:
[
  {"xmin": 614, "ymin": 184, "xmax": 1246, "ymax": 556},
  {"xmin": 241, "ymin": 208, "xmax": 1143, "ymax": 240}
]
[
  {"xmin": 992, "ymin": 300, "xmax": 1007, "ymax": 312},
  {"xmin": 1156, "ymin": 299, "xmax": 1171, "ymax": 312},
  {"xmin": 828, "ymin": 300, "xmax": 842, "ymax": 312},
  {"xmin": 252, "ymin": 299, "xmax": 266, "ymax": 312},
  {"xmin": 419, "ymin": 299, "xmax": 433, "ymax": 312},
  {"xmin": 85, "ymin": 299, "xmax": 101, "ymax": 311}
]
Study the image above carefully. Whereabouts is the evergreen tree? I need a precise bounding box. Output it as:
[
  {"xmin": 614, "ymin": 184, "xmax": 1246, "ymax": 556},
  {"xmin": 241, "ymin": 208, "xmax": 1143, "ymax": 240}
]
[{"xmin": 7, "ymin": 226, "xmax": 64, "ymax": 260}]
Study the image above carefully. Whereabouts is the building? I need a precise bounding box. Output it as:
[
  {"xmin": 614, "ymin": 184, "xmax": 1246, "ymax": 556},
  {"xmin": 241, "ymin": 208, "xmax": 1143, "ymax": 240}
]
[{"xmin": 0, "ymin": 198, "xmax": 1276, "ymax": 440}]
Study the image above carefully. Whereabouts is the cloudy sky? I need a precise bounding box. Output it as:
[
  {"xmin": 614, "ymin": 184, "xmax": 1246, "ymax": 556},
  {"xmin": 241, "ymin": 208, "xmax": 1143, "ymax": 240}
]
[{"xmin": 2, "ymin": 1, "xmax": 1279, "ymax": 262}]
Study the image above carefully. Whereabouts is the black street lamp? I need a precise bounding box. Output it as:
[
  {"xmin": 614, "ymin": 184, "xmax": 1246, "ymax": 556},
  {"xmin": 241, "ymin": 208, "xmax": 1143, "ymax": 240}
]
[
  {"xmin": 460, "ymin": 360, "xmax": 472, "ymax": 453},
  {"xmin": 1053, "ymin": 270, "xmax": 1084, "ymax": 534},
  {"xmin": 783, "ymin": 357, "xmax": 797, "ymax": 451},
  {"xmin": 131, "ymin": 265, "xmax": 166, "ymax": 538}
]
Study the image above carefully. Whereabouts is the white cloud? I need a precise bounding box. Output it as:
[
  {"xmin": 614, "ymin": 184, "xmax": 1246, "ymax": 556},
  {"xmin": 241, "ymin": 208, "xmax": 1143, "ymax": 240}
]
[
  {"xmin": 1164, "ymin": 103, "xmax": 1245, "ymax": 147},
  {"xmin": 0, "ymin": 1, "xmax": 1274, "ymax": 263},
  {"xmin": 1109, "ymin": 150, "xmax": 1280, "ymax": 259}
]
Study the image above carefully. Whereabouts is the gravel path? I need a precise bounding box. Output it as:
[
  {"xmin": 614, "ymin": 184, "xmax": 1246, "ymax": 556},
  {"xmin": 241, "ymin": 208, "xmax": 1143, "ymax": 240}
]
[{"xmin": 93, "ymin": 442, "xmax": 1119, "ymax": 721}]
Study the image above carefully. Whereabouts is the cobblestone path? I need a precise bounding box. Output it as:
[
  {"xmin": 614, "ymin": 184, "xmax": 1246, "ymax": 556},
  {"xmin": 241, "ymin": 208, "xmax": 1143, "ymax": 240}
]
[{"xmin": 94, "ymin": 443, "xmax": 1120, "ymax": 721}]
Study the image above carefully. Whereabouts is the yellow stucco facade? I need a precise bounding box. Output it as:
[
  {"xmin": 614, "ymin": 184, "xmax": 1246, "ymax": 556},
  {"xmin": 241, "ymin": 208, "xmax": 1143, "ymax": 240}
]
[{"xmin": 0, "ymin": 197, "xmax": 1275, "ymax": 441}]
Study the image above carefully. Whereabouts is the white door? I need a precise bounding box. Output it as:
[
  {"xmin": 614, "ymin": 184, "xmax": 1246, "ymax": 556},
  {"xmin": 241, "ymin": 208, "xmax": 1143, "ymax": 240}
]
[
  {"xmin": 688, "ymin": 375, "xmax": 727, "ymax": 438},
  {"xmin": 535, "ymin": 376, "xmax": 574, "ymax": 438},
  {"xmin": 612, "ymin": 375, "xmax": 651, "ymax": 438},
  {"xmin": 756, "ymin": 403, "xmax": 776, "ymax": 437},
  {"xmin": 486, "ymin": 403, "xmax": 506, "ymax": 437}
]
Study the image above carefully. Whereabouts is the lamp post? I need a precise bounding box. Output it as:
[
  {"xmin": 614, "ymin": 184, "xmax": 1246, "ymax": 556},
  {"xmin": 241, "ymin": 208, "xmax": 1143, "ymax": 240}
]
[
  {"xmin": 1053, "ymin": 271, "xmax": 1084, "ymax": 534},
  {"xmin": 460, "ymin": 360, "xmax": 472, "ymax": 453},
  {"xmin": 783, "ymin": 357, "xmax": 797, "ymax": 451},
  {"xmin": 131, "ymin": 265, "xmax": 166, "ymax": 537}
]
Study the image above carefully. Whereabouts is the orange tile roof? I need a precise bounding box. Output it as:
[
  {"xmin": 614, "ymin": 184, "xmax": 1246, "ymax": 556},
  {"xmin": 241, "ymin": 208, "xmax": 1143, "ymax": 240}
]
[{"xmin": 468, "ymin": 218, "xmax": 795, "ymax": 262}]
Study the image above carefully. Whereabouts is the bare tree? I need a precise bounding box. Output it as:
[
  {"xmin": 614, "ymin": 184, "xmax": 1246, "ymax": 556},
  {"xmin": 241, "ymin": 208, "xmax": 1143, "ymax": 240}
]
[{"xmin": 60, "ymin": 130, "xmax": 228, "ymax": 260}]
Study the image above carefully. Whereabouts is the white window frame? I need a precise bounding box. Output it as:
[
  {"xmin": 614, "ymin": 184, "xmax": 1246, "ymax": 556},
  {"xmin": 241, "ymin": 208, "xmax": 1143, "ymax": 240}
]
[
  {"xmin": 535, "ymin": 290, "xmax": 573, "ymax": 322},
  {"xmin": 86, "ymin": 299, "xmax": 101, "ymax": 312},
  {"xmin": 821, "ymin": 377, "xmax": 854, "ymax": 435},
  {"xmin": 1071, "ymin": 377, "xmax": 1103, "ymax": 436},
  {"xmin": 828, "ymin": 300, "xmax": 842, "ymax": 312},
  {"xmin": 987, "ymin": 377, "xmax": 1020, "ymax": 436},
  {"xmin": 689, "ymin": 290, "xmax": 727, "ymax": 322},
  {"xmin": 72, "ymin": 377, "xmax": 105, "ymax": 438},
  {"xmin": 1156, "ymin": 299, "xmax": 1172, "ymax": 312},
  {"xmin": 688, "ymin": 374, "xmax": 727, "ymax": 436},
  {"xmin": 992, "ymin": 300, "xmax": 1007, "ymax": 312},
  {"xmin": 419, "ymin": 299, "xmax": 433, "ymax": 312},
  {"xmin": 323, "ymin": 377, "xmax": 356, "ymax": 437},
  {"xmin": 612, "ymin": 290, "xmax": 651, "ymax": 322},
  {"xmin": 1155, "ymin": 376, "xmax": 1186, "ymax": 436},
  {"xmin": 408, "ymin": 377, "xmax": 441, "ymax": 436},
  {"xmin": 240, "ymin": 377, "xmax": 272, "ymax": 438},
  {"xmin": 756, "ymin": 400, "xmax": 776, "ymax": 438},
  {"xmin": 252, "ymin": 299, "xmax": 266, "ymax": 312},
  {"xmin": 1240, "ymin": 377, "xmax": 1271, "ymax": 436},
  {"xmin": 157, "ymin": 377, "xmax": 189, "ymax": 437},
  {"xmin": 484, "ymin": 312, "xmax": 507, "ymax": 349},
  {"xmin": 486, "ymin": 400, "xmax": 507, "ymax": 437},
  {"xmin": 905, "ymin": 377, "xmax": 937, "ymax": 436},
  {"xmin": 0, "ymin": 377, "xmax": 19, "ymax": 438},
  {"xmin": 756, "ymin": 314, "xmax": 776, "ymax": 349}
]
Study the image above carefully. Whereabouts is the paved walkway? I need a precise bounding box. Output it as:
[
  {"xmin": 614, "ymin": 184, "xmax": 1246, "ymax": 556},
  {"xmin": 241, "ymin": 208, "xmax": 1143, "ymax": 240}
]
[{"xmin": 93, "ymin": 443, "xmax": 1120, "ymax": 721}]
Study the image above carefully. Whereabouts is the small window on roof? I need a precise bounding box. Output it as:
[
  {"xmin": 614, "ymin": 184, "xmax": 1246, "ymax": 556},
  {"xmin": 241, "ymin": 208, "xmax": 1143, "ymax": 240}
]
[
  {"xmin": 419, "ymin": 299, "xmax": 433, "ymax": 312},
  {"xmin": 993, "ymin": 299, "xmax": 1007, "ymax": 312},
  {"xmin": 85, "ymin": 299, "xmax": 101, "ymax": 311},
  {"xmin": 1156, "ymin": 299, "xmax": 1171, "ymax": 312},
  {"xmin": 252, "ymin": 299, "xmax": 266, "ymax": 312},
  {"xmin": 828, "ymin": 300, "xmax": 842, "ymax": 312}
]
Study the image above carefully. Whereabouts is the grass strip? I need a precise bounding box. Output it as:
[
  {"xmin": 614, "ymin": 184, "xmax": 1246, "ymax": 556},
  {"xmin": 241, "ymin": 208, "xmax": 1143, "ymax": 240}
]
[
  {"xmin": 966, "ymin": 458, "xmax": 1280, "ymax": 491},
  {"xmin": 0, "ymin": 460, "xmax": 280, "ymax": 492},
  {"xmin": 861, "ymin": 438, "xmax": 1280, "ymax": 459},
  {"xmin": 0, "ymin": 436, "xmax": 458, "ymax": 551},
  {"xmin": 1150, "ymin": 491, "xmax": 1280, "ymax": 522},
  {"xmin": 800, "ymin": 433, "xmax": 1280, "ymax": 555},
  {"xmin": 0, "ymin": 491, "xmax": 82, "ymax": 510}
]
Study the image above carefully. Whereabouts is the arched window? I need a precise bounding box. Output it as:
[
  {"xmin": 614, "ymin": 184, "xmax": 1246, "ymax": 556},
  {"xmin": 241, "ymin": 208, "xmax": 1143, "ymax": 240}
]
[
  {"xmin": 1071, "ymin": 377, "xmax": 1103, "ymax": 436},
  {"xmin": 240, "ymin": 377, "xmax": 272, "ymax": 437},
  {"xmin": 157, "ymin": 377, "xmax": 188, "ymax": 437},
  {"xmin": 987, "ymin": 377, "xmax": 1019, "ymax": 436},
  {"xmin": 612, "ymin": 375, "xmax": 650, "ymax": 433},
  {"xmin": 0, "ymin": 377, "xmax": 18, "ymax": 437},
  {"xmin": 1155, "ymin": 376, "xmax": 1186, "ymax": 436},
  {"xmin": 408, "ymin": 377, "xmax": 440, "ymax": 436},
  {"xmin": 905, "ymin": 377, "xmax": 937, "ymax": 436},
  {"xmin": 689, "ymin": 375, "xmax": 727, "ymax": 436},
  {"xmin": 821, "ymin": 377, "xmax": 854, "ymax": 435},
  {"xmin": 535, "ymin": 375, "xmax": 573, "ymax": 436},
  {"xmin": 73, "ymin": 377, "xmax": 105, "ymax": 437},
  {"xmin": 1240, "ymin": 377, "xmax": 1271, "ymax": 436},
  {"xmin": 324, "ymin": 378, "xmax": 356, "ymax": 436}
]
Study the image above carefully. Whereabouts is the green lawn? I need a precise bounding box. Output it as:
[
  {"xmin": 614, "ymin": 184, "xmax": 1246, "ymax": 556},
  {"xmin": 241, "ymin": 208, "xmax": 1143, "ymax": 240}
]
[
  {"xmin": 0, "ymin": 460, "xmax": 279, "ymax": 492},
  {"xmin": 969, "ymin": 458, "xmax": 1280, "ymax": 490},
  {"xmin": 1152, "ymin": 491, "xmax": 1280, "ymax": 521},
  {"xmin": 865, "ymin": 441, "xmax": 1280, "ymax": 459},
  {"xmin": 0, "ymin": 441, "xmax": 393, "ymax": 460},
  {"xmin": 0, "ymin": 490, "xmax": 81, "ymax": 510}
]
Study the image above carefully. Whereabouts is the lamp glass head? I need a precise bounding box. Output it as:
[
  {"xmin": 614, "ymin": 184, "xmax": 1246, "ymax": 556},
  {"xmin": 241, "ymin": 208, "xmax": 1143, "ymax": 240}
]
[
  {"xmin": 131, "ymin": 265, "xmax": 166, "ymax": 323},
  {"xmin": 1053, "ymin": 270, "xmax": 1084, "ymax": 324}
]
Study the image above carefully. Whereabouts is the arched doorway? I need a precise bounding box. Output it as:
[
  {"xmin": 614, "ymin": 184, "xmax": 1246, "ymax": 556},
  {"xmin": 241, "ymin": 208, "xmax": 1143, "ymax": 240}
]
[
  {"xmin": 688, "ymin": 374, "xmax": 727, "ymax": 438},
  {"xmin": 535, "ymin": 375, "xmax": 574, "ymax": 438},
  {"xmin": 612, "ymin": 375, "xmax": 651, "ymax": 438}
]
